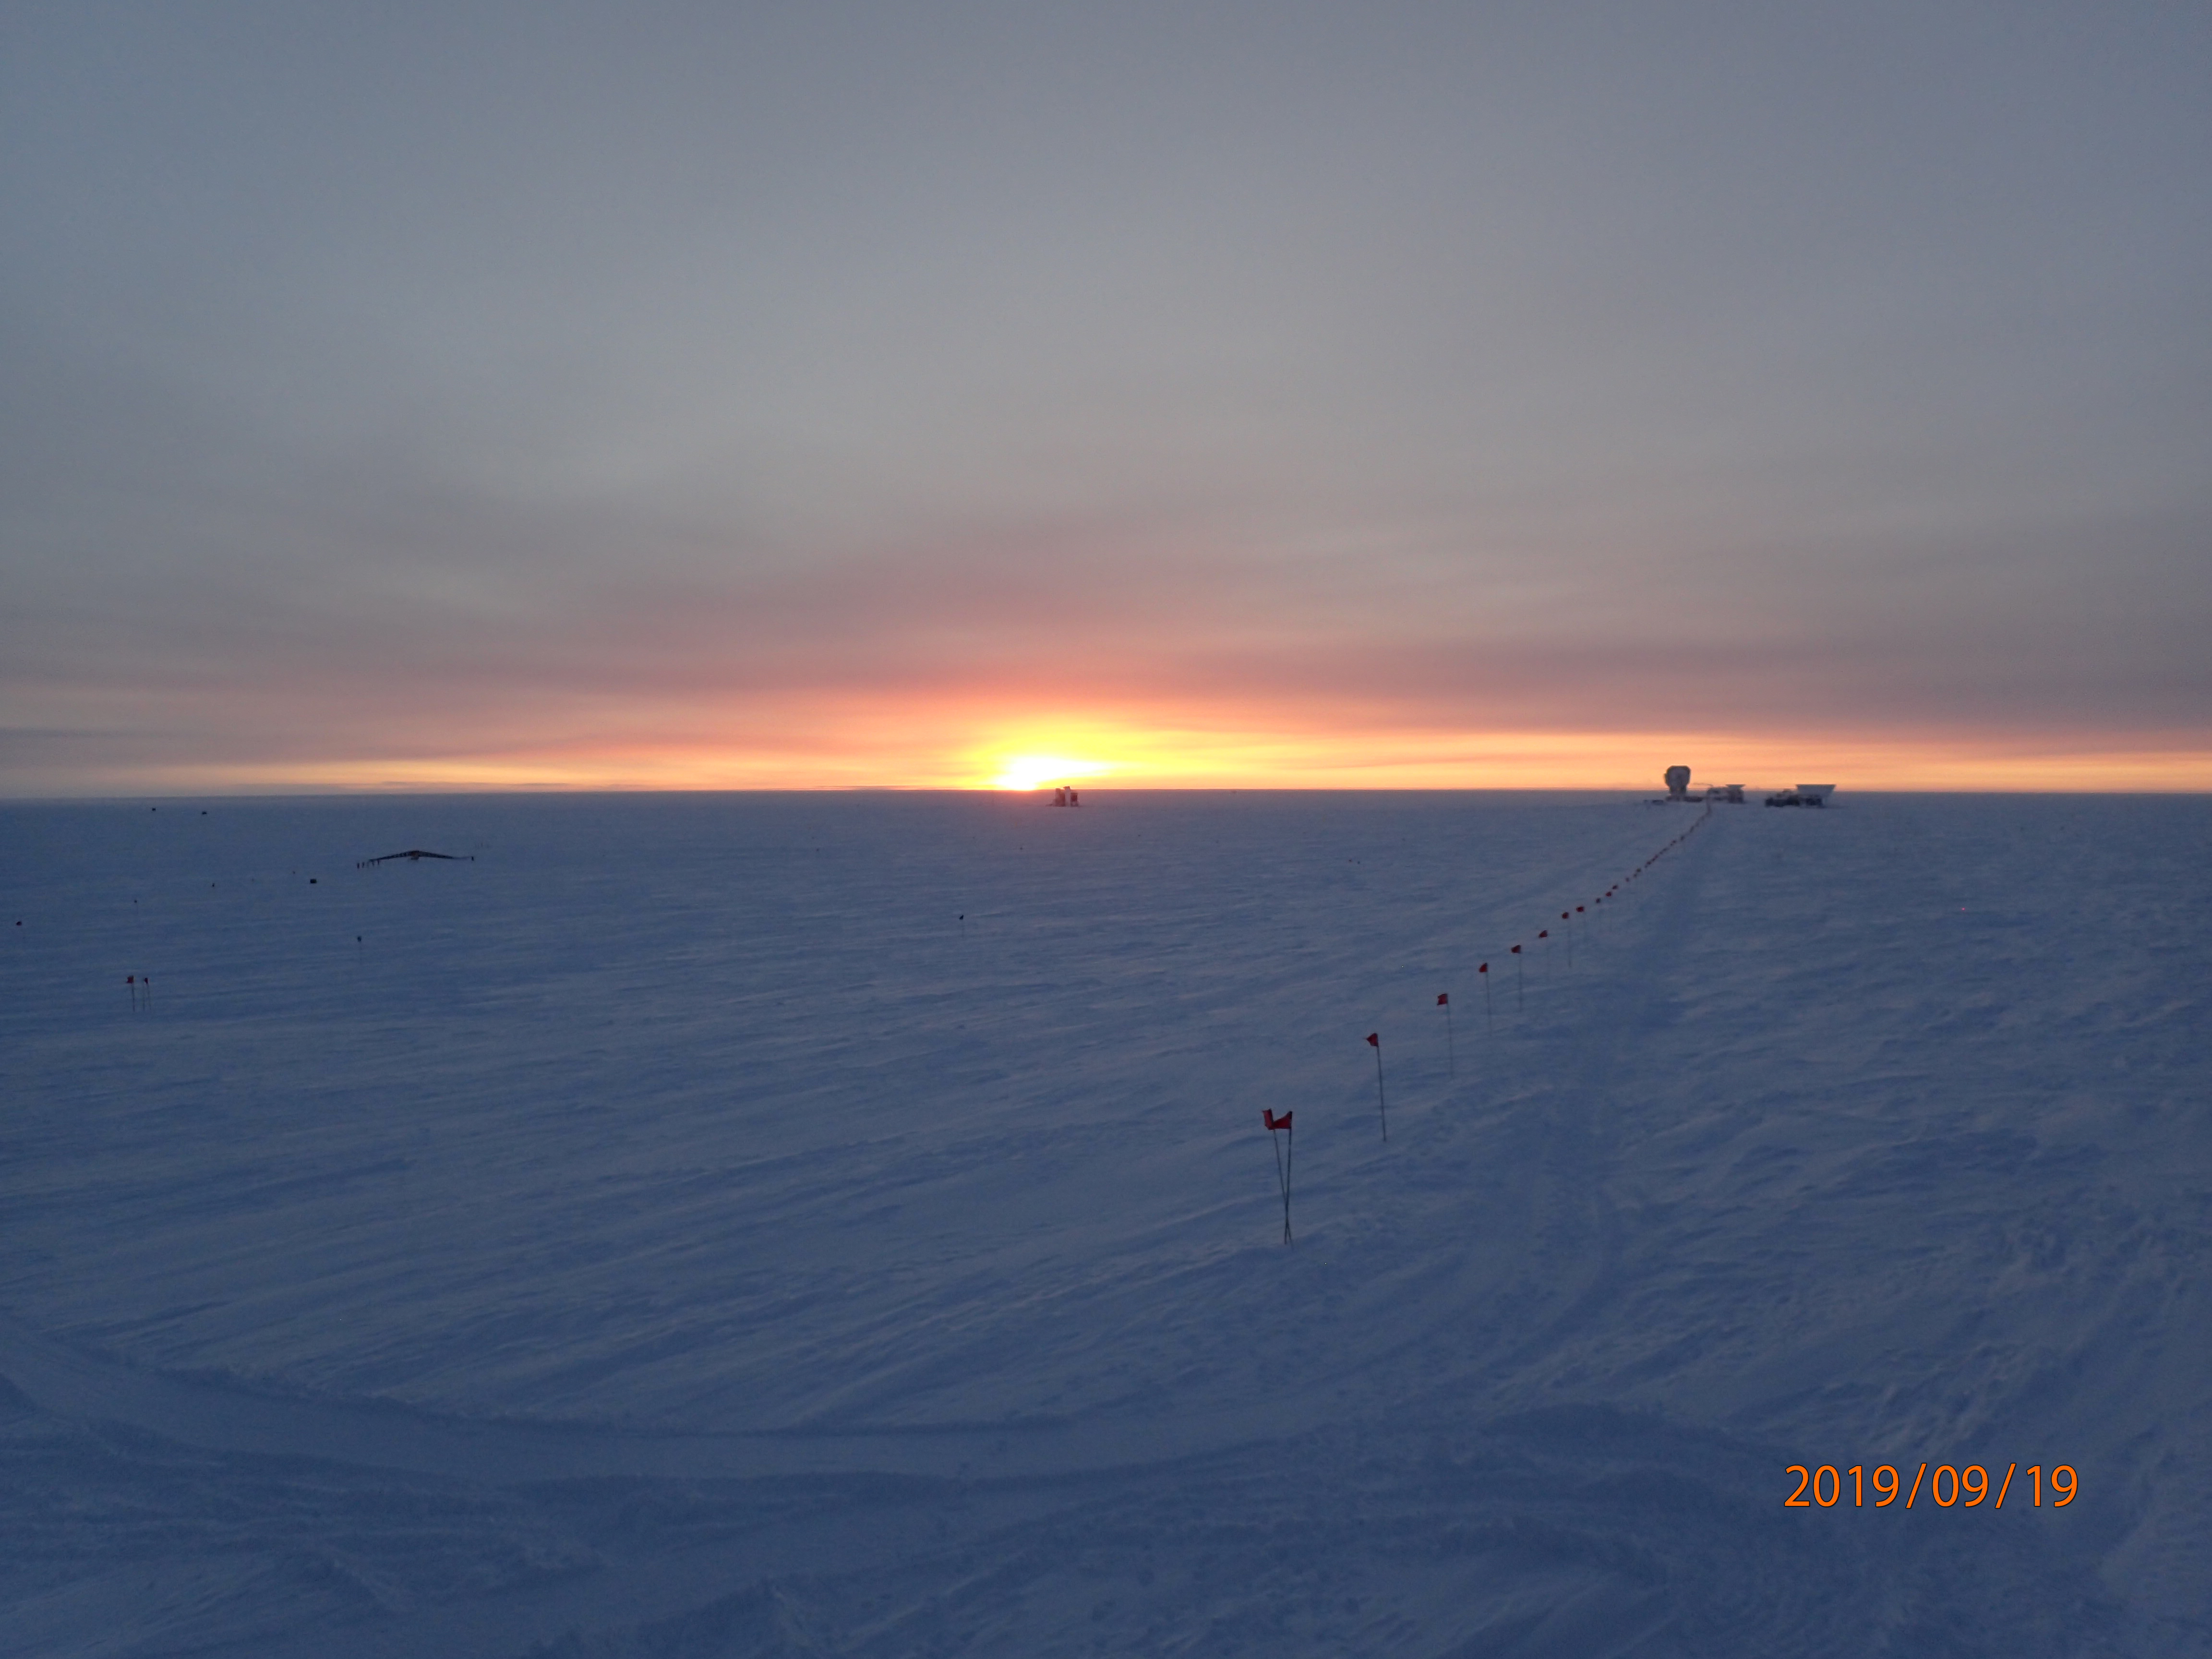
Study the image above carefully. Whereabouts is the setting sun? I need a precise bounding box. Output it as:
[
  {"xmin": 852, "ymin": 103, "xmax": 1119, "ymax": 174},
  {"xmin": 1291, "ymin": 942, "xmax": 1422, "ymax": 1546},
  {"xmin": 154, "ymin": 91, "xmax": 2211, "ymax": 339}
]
[{"xmin": 986, "ymin": 754, "xmax": 1116, "ymax": 791}]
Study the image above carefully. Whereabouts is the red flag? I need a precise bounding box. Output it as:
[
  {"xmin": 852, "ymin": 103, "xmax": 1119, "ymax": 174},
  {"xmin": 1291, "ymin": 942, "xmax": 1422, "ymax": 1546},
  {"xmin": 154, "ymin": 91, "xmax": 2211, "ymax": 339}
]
[
  {"xmin": 1366, "ymin": 1032, "xmax": 1379, "ymax": 1047},
  {"xmin": 1538, "ymin": 929, "xmax": 1548, "ymax": 939},
  {"xmin": 1478, "ymin": 962, "xmax": 1488, "ymax": 973},
  {"xmin": 1576, "ymin": 906, "xmax": 1584, "ymax": 913},
  {"xmin": 1437, "ymin": 992, "xmax": 1448, "ymax": 1006},
  {"xmin": 1263, "ymin": 1109, "xmax": 1292, "ymax": 1131},
  {"xmin": 1561, "ymin": 911, "xmax": 1569, "ymax": 920},
  {"xmin": 1510, "ymin": 944, "xmax": 1521, "ymax": 954}
]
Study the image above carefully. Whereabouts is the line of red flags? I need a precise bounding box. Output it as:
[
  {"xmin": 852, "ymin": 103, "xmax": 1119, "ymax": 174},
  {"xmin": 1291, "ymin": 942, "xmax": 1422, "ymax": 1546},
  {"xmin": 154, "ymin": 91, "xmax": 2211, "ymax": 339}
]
[
  {"xmin": 1262, "ymin": 802, "xmax": 1714, "ymax": 1239},
  {"xmin": 1366, "ymin": 799, "xmax": 1711, "ymax": 1060}
]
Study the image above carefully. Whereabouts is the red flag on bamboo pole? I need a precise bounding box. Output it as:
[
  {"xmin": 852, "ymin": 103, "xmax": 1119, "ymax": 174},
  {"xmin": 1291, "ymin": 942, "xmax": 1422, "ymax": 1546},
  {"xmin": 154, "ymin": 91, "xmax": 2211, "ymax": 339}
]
[
  {"xmin": 1438, "ymin": 993, "xmax": 1455, "ymax": 1076},
  {"xmin": 1262, "ymin": 1110, "xmax": 1294, "ymax": 1242},
  {"xmin": 1365, "ymin": 1034, "xmax": 1388, "ymax": 1141}
]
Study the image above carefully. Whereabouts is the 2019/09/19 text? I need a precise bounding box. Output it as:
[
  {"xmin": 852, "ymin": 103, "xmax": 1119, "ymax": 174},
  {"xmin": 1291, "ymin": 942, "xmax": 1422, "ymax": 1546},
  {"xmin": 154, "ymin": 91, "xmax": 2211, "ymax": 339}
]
[{"xmin": 1785, "ymin": 1464, "xmax": 2077, "ymax": 1509}]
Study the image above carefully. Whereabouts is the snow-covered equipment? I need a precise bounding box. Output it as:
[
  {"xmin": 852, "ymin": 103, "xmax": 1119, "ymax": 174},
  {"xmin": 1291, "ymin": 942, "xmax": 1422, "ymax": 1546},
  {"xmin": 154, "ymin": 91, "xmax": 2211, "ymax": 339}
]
[{"xmin": 356, "ymin": 848, "xmax": 474, "ymax": 867}]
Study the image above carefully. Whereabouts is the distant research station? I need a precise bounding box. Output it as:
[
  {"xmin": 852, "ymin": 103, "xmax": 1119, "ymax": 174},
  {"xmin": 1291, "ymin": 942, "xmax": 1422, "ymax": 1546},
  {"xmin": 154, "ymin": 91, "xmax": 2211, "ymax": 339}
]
[{"xmin": 1661, "ymin": 765, "xmax": 1835, "ymax": 807}]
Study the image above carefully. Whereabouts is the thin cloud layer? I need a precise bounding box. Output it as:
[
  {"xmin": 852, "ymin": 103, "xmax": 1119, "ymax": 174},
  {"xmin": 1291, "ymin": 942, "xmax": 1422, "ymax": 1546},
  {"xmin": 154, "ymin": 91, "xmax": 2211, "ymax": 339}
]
[{"xmin": 3, "ymin": 3, "xmax": 2208, "ymax": 792}]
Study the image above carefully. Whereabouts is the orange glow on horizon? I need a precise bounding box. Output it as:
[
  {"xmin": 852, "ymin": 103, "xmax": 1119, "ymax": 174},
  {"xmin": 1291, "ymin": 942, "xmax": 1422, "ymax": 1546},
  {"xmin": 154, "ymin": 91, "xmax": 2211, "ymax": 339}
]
[{"xmin": 15, "ymin": 710, "xmax": 2211, "ymax": 797}]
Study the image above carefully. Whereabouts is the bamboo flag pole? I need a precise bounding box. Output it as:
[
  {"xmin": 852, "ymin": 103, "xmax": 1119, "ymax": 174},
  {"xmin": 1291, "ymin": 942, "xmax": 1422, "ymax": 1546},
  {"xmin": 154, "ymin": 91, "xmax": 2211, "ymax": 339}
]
[{"xmin": 1263, "ymin": 1109, "xmax": 1295, "ymax": 1243}]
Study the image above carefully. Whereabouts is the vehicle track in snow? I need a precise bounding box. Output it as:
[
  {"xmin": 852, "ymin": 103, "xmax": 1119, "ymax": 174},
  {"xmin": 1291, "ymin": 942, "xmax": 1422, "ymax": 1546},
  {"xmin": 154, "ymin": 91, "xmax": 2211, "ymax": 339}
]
[{"xmin": 1478, "ymin": 808, "xmax": 1715, "ymax": 1391}]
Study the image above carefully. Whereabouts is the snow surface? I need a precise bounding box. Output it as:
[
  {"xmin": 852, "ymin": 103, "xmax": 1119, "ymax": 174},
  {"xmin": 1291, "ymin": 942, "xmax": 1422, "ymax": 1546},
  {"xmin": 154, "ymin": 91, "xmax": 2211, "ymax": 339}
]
[{"xmin": 1, "ymin": 790, "xmax": 2207, "ymax": 1657}]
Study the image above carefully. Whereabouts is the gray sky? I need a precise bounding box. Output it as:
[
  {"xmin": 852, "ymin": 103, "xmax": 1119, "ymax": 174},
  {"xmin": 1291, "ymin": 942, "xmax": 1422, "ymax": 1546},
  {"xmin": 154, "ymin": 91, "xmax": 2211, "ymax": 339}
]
[{"xmin": 4, "ymin": 1, "xmax": 2207, "ymax": 789}]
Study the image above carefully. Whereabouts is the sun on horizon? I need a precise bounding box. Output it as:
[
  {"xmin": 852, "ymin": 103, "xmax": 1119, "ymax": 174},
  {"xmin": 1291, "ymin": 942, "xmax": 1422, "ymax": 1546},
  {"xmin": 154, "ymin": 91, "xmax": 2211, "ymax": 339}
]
[{"xmin": 985, "ymin": 754, "xmax": 1118, "ymax": 791}]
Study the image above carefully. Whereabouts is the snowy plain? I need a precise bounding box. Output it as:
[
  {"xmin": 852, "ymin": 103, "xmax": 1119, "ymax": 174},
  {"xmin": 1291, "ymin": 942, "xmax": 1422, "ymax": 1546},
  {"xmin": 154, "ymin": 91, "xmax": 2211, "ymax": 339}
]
[{"xmin": 1, "ymin": 789, "xmax": 2207, "ymax": 1657}]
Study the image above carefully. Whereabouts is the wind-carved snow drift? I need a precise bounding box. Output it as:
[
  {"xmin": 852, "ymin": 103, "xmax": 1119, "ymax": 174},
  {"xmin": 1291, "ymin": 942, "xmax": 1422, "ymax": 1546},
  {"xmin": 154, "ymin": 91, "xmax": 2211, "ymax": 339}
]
[{"xmin": 0, "ymin": 790, "xmax": 2205, "ymax": 1656}]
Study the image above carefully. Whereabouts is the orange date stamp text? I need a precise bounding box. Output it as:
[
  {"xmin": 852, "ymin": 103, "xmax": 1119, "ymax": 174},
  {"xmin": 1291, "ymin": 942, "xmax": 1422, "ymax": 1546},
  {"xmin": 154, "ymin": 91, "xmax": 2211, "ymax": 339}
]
[{"xmin": 1784, "ymin": 1463, "xmax": 2076, "ymax": 1509}]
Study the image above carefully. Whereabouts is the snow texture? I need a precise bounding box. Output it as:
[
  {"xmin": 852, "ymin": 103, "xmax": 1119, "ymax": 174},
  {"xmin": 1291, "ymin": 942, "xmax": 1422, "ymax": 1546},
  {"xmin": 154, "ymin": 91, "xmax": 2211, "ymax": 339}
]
[{"xmin": 1, "ymin": 790, "xmax": 2206, "ymax": 1657}]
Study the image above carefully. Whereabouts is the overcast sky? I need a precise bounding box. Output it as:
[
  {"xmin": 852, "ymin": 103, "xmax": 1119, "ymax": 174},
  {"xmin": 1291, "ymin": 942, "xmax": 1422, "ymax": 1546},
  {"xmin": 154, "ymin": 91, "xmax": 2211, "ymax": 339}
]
[{"xmin": 4, "ymin": 1, "xmax": 2207, "ymax": 791}]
